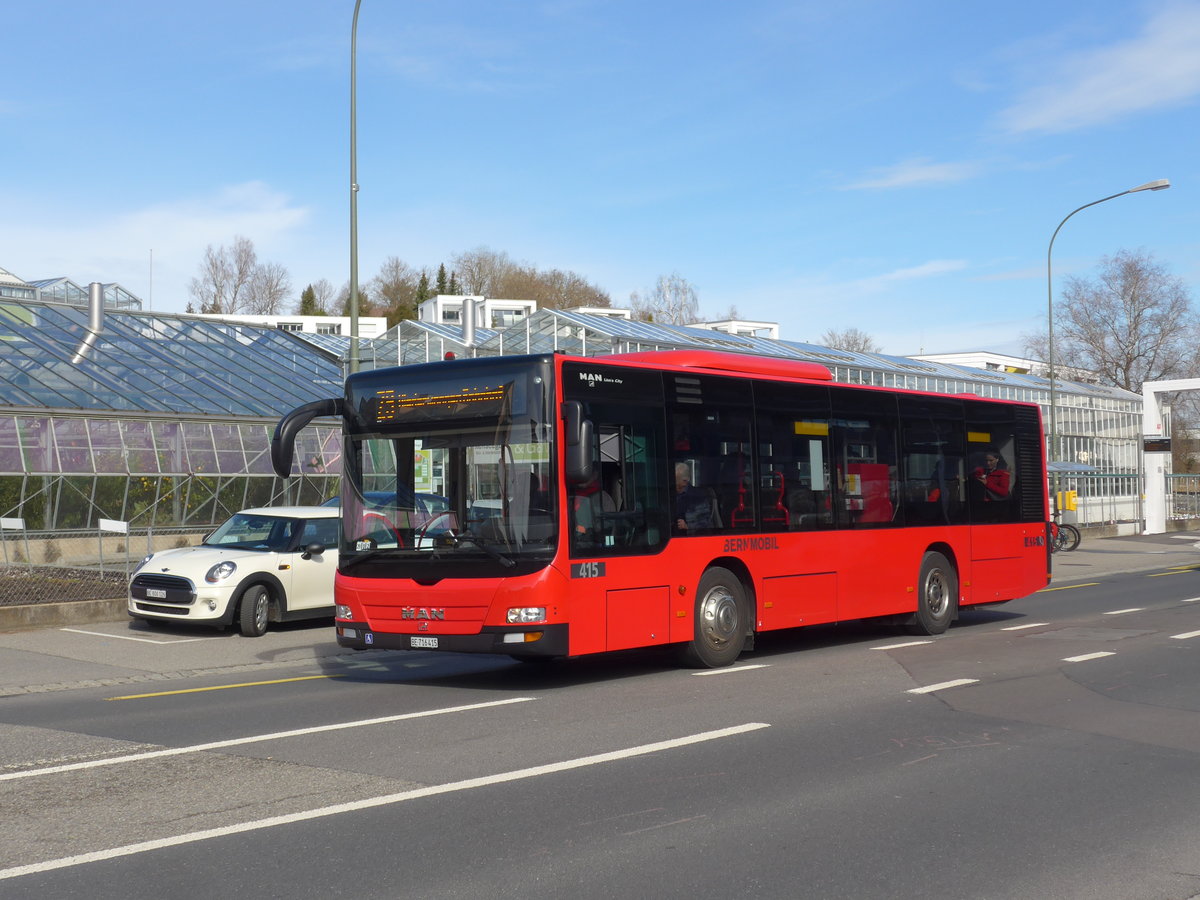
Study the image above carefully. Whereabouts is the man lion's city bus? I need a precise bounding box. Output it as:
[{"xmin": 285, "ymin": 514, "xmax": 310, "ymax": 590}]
[{"xmin": 272, "ymin": 349, "xmax": 1049, "ymax": 667}]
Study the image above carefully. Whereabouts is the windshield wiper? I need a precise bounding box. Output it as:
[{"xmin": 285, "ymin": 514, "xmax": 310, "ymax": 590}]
[{"xmin": 443, "ymin": 531, "xmax": 516, "ymax": 568}]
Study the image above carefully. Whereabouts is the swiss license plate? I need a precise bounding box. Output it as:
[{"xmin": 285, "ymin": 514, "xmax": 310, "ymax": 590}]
[
  {"xmin": 410, "ymin": 636, "xmax": 439, "ymax": 649},
  {"xmin": 146, "ymin": 588, "xmax": 167, "ymax": 599}
]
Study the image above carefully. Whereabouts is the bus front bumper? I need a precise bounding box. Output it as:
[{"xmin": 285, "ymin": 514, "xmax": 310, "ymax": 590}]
[{"xmin": 335, "ymin": 622, "xmax": 569, "ymax": 657}]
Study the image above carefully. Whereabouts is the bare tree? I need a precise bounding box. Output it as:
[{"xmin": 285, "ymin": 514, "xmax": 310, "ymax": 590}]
[
  {"xmin": 367, "ymin": 257, "xmax": 421, "ymax": 326},
  {"xmin": 189, "ymin": 236, "xmax": 257, "ymax": 314},
  {"xmin": 310, "ymin": 278, "xmax": 336, "ymax": 314},
  {"xmin": 629, "ymin": 272, "xmax": 699, "ymax": 324},
  {"xmin": 1024, "ymin": 249, "xmax": 1197, "ymax": 391},
  {"xmin": 245, "ymin": 261, "xmax": 292, "ymax": 314},
  {"xmin": 452, "ymin": 247, "xmax": 512, "ymax": 296},
  {"xmin": 188, "ymin": 236, "xmax": 291, "ymax": 315},
  {"xmin": 446, "ymin": 246, "xmax": 610, "ymax": 309},
  {"xmin": 819, "ymin": 327, "xmax": 882, "ymax": 354}
]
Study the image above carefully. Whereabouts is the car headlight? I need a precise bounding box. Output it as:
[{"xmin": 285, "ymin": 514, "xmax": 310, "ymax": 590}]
[
  {"xmin": 506, "ymin": 607, "xmax": 547, "ymax": 624},
  {"xmin": 205, "ymin": 561, "xmax": 237, "ymax": 583},
  {"xmin": 133, "ymin": 553, "xmax": 154, "ymax": 574}
]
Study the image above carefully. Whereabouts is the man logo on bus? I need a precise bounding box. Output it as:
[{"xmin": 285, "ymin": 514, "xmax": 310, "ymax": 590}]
[
  {"xmin": 579, "ymin": 372, "xmax": 623, "ymax": 387},
  {"xmin": 401, "ymin": 607, "xmax": 445, "ymax": 620}
]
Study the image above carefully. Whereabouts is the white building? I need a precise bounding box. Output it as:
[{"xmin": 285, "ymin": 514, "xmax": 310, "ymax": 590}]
[
  {"xmin": 209, "ymin": 313, "xmax": 389, "ymax": 338},
  {"xmin": 911, "ymin": 350, "xmax": 1100, "ymax": 385},
  {"xmin": 690, "ymin": 319, "xmax": 780, "ymax": 340},
  {"xmin": 418, "ymin": 295, "xmax": 536, "ymax": 330}
]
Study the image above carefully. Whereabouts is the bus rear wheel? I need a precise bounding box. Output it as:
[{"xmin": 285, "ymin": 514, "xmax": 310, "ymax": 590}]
[
  {"xmin": 907, "ymin": 551, "xmax": 957, "ymax": 635},
  {"xmin": 680, "ymin": 567, "xmax": 748, "ymax": 668}
]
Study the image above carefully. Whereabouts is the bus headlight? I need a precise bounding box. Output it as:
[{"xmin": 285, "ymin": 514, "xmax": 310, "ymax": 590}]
[
  {"xmin": 335, "ymin": 605, "xmax": 353, "ymax": 620},
  {"xmin": 506, "ymin": 607, "xmax": 547, "ymax": 624}
]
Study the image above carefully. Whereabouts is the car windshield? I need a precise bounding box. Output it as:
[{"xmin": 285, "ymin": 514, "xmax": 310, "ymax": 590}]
[{"xmin": 205, "ymin": 514, "xmax": 300, "ymax": 552}]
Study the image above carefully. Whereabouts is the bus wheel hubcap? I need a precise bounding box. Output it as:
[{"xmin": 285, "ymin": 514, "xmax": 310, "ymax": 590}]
[
  {"xmin": 700, "ymin": 586, "xmax": 738, "ymax": 648},
  {"xmin": 925, "ymin": 569, "xmax": 948, "ymax": 617}
]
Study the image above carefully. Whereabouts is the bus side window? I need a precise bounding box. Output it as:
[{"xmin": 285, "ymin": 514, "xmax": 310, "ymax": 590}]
[
  {"xmin": 568, "ymin": 402, "xmax": 669, "ymax": 557},
  {"xmin": 830, "ymin": 387, "xmax": 902, "ymax": 529},
  {"xmin": 754, "ymin": 381, "xmax": 833, "ymax": 532},
  {"xmin": 898, "ymin": 397, "xmax": 967, "ymax": 527},
  {"xmin": 965, "ymin": 400, "xmax": 1036, "ymax": 525},
  {"xmin": 669, "ymin": 402, "xmax": 752, "ymax": 535}
]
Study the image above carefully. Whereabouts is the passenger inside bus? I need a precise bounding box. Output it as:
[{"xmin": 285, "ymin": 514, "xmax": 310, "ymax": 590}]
[
  {"xmin": 972, "ymin": 446, "xmax": 1011, "ymax": 501},
  {"xmin": 674, "ymin": 461, "xmax": 719, "ymax": 533}
]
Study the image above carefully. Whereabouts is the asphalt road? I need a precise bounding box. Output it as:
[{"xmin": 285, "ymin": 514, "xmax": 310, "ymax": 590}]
[{"xmin": 2, "ymin": 570, "xmax": 1200, "ymax": 900}]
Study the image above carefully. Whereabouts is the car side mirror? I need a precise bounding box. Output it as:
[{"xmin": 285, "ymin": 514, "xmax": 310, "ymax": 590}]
[{"xmin": 301, "ymin": 542, "xmax": 326, "ymax": 560}]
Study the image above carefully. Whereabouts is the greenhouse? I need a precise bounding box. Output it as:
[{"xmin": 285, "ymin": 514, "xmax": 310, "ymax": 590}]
[{"xmin": 0, "ymin": 296, "xmax": 1145, "ymax": 543}]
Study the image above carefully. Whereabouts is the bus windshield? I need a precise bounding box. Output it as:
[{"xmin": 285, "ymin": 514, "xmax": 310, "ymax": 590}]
[{"xmin": 339, "ymin": 357, "xmax": 556, "ymax": 571}]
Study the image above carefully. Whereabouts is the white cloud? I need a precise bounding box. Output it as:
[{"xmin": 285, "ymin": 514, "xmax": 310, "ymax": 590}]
[
  {"xmin": 843, "ymin": 157, "xmax": 983, "ymax": 190},
  {"xmin": 998, "ymin": 3, "xmax": 1200, "ymax": 134},
  {"xmin": 866, "ymin": 259, "xmax": 970, "ymax": 285},
  {"xmin": 0, "ymin": 182, "xmax": 309, "ymax": 311}
]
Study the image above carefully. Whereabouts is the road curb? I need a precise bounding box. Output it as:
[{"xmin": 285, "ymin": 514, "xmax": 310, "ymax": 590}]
[{"xmin": 0, "ymin": 598, "xmax": 125, "ymax": 631}]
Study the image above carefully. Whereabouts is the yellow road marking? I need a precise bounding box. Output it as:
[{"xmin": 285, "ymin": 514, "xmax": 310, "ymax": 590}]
[
  {"xmin": 107, "ymin": 674, "xmax": 343, "ymax": 701},
  {"xmin": 1038, "ymin": 583, "xmax": 1099, "ymax": 592}
]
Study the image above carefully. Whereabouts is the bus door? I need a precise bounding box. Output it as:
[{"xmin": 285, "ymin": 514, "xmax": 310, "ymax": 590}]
[{"xmin": 562, "ymin": 363, "xmax": 671, "ymax": 652}]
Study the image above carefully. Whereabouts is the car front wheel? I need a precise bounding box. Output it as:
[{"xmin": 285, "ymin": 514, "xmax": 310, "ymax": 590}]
[{"xmin": 238, "ymin": 584, "xmax": 272, "ymax": 637}]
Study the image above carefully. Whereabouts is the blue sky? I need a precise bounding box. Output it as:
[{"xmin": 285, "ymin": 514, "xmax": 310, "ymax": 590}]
[{"xmin": 2, "ymin": 0, "xmax": 1197, "ymax": 355}]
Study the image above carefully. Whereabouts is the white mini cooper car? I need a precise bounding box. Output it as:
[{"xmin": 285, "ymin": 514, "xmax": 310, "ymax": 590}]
[{"xmin": 128, "ymin": 506, "xmax": 340, "ymax": 636}]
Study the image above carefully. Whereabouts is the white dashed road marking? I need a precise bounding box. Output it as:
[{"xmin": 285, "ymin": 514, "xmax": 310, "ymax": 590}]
[
  {"xmin": 906, "ymin": 678, "xmax": 979, "ymax": 694},
  {"xmin": 1062, "ymin": 652, "xmax": 1115, "ymax": 663}
]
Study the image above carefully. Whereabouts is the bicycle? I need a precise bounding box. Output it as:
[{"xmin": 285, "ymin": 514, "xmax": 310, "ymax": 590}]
[{"xmin": 1050, "ymin": 519, "xmax": 1081, "ymax": 553}]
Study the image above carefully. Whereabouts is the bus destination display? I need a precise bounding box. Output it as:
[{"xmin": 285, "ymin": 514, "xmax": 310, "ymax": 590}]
[{"xmin": 368, "ymin": 383, "xmax": 510, "ymax": 423}]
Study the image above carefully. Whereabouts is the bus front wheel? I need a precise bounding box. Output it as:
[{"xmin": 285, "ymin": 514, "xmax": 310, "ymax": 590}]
[
  {"xmin": 908, "ymin": 551, "xmax": 957, "ymax": 635},
  {"xmin": 680, "ymin": 567, "xmax": 748, "ymax": 668}
]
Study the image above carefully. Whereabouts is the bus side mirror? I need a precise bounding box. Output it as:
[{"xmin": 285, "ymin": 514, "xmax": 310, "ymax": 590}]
[
  {"xmin": 271, "ymin": 398, "xmax": 345, "ymax": 478},
  {"xmin": 562, "ymin": 400, "xmax": 594, "ymax": 485}
]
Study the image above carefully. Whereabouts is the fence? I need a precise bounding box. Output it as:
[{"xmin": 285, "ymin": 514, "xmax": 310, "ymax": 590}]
[
  {"xmin": 0, "ymin": 525, "xmax": 211, "ymax": 607},
  {"xmin": 1166, "ymin": 474, "xmax": 1200, "ymax": 521}
]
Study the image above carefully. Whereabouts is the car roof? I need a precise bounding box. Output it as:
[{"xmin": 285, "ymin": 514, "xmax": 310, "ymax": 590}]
[{"xmin": 236, "ymin": 506, "xmax": 340, "ymax": 518}]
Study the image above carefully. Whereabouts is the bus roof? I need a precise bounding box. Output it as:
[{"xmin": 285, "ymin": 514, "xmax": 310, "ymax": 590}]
[{"xmin": 600, "ymin": 349, "xmax": 833, "ymax": 382}]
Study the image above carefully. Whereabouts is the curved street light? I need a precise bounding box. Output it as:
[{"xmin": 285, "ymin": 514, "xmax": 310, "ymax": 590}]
[
  {"xmin": 348, "ymin": 0, "xmax": 363, "ymax": 375},
  {"xmin": 1045, "ymin": 178, "xmax": 1169, "ymax": 511}
]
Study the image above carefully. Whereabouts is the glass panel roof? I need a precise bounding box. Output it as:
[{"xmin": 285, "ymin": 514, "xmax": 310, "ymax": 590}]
[
  {"xmin": 0, "ymin": 298, "xmax": 1136, "ymax": 421},
  {"xmin": 0, "ymin": 299, "xmax": 345, "ymax": 416}
]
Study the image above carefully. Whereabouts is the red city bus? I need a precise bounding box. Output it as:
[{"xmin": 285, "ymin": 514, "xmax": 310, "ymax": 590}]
[{"xmin": 272, "ymin": 349, "xmax": 1049, "ymax": 667}]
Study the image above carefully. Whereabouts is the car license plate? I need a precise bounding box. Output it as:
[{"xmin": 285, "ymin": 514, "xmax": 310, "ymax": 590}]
[
  {"xmin": 146, "ymin": 588, "xmax": 167, "ymax": 599},
  {"xmin": 411, "ymin": 636, "xmax": 438, "ymax": 648}
]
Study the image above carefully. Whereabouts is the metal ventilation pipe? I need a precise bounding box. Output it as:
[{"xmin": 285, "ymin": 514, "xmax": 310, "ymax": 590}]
[
  {"xmin": 462, "ymin": 297, "xmax": 476, "ymax": 349},
  {"xmin": 71, "ymin": 282, "xmax": 105, "ymax": 363}
]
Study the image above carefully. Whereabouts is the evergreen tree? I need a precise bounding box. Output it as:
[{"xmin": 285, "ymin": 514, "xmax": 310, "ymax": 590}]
[
  {"xmin": 448, "ymin": 272, "xmax": 460, "ymax": 294},
  {"xmin": 298, "ymin": 284, "xmax": 319, "ymax": 315},
  {"xmin": 436, "ymin": 264, "xmax": 448, "ymax": 295},
  {"xmin": 416, "ymin": 273, "xmax": 431, "ymax": 305}
]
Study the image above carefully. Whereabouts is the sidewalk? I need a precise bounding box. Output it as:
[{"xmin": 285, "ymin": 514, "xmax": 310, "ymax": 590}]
[{"xmin": 1047, "ymin": 529, "xmax": 1200, "ymax": 583}]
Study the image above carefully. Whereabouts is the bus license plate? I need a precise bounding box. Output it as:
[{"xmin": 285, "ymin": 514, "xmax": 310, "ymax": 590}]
[
  {"xmin": 146, "ymin": 589, "xmax": 167, "ymax": 599},
  {"xmin": 411, "ymin": 636, "xmax": 438, "ymax": 648}
]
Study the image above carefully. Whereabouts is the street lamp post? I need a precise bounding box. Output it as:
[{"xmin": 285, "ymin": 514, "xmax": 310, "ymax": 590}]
[
  {"xmin": 1045, "ymin": 178, "xmax": 1169, "ymax": 512},
  {"xmin": 348, "ymin": 0, "xmax": 363, "ymax": 375}
]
